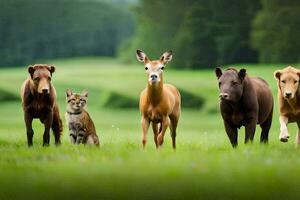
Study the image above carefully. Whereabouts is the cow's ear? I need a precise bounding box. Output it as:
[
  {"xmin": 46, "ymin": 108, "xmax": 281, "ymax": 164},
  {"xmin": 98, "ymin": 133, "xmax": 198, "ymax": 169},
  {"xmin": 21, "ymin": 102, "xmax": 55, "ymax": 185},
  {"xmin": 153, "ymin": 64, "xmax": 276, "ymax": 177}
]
[
  {"xmin": 238, "ymin": 68, "xmax": 246, "ymax": 81},
  {"xmin": 274, "ymin": 70, "xmax": 281, "ymax": 80},
  {"xmin": 215, "ymin": 67, "xmax": 222, "ymax": 79},
  {"xmin": 28, "ymin": 65, "xmax": 35, "ymax": 78}
]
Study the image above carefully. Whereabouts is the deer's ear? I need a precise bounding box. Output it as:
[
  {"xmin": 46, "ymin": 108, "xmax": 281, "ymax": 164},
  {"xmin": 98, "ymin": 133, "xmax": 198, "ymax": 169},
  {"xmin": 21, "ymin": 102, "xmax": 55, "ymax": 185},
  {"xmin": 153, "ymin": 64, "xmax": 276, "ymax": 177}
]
[
  {"xmin": 136, "ymin": 50, "xmax": 149, "ymax": 64},
  {"xmin": 160, "ymin": 50, "xmax": 173, "ymax": 64}
]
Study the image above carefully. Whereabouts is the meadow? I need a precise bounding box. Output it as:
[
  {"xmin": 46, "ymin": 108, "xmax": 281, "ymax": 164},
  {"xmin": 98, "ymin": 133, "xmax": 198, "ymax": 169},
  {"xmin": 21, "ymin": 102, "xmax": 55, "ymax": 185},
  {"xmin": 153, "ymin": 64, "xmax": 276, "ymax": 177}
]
[{"xmin": 0, "ymin": 58, "xmax": 299, "ymax": 200}]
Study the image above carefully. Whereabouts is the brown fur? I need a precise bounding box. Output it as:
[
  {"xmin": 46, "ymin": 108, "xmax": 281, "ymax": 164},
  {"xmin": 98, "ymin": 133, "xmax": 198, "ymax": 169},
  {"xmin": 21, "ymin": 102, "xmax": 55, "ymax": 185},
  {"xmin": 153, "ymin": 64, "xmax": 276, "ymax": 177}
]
[
  {"xmin": 215, "ymin": 67, "xmax": 273, "ymax": 147},
  {"xmin": 20, "ymin": 64, "xmax": 63, "ymax": 146},
  {"xmin": 274, "ymin": 66, "xmax": 300, "ymax": 144},
  {"xmin": 136, "ymin": 50, "xmax": 181, "ymax": 149}
]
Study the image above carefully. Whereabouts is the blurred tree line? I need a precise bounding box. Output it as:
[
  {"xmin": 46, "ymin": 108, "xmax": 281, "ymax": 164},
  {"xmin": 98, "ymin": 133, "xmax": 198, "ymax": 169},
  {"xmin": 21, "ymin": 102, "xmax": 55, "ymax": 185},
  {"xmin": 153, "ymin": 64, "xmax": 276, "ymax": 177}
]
[
  {"xmin": 1, "ymin": 0, "xmax": 299, "ymax": 68},
  {"xmin": 0, "ymin": 0, "xmax": 135, "ymax": 66},
  {"xmin": 120, "ymin": 0, "xmax": 300, "ymax": 69},
  {"xmin": 251, "ymin": 0, "xmax": 300, "ymax": 63}
]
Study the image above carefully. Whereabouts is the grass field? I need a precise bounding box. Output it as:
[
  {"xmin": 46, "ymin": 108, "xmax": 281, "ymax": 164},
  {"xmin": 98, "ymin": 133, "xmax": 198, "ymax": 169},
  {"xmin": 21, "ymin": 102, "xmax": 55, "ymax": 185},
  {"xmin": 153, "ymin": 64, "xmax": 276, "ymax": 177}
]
[{"xmin": 0, "ymin": 57, "xmax": 300, "ymax": 200}]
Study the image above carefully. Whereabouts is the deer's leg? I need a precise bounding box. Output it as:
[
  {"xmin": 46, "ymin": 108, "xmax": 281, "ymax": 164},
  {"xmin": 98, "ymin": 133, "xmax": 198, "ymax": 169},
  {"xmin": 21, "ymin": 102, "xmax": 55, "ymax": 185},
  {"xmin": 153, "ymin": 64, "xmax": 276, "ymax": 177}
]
[
  {"xmin": 169, "ymin": 115, "xmax": 178, "ymax": 150},
  {"xmin": 141, "ymin": 117, "xmax": 150, "ymax": 149},
  {"xmin": 279, "ymin": 115, "xmax": 289, "ymax": 142},
  {"xmin": 157, "ymin": 117, "xmax": 170, "ymax": 147},
  {"xmin": 152, "ymin": 122, "xmax": 159, "ymax": 148}
]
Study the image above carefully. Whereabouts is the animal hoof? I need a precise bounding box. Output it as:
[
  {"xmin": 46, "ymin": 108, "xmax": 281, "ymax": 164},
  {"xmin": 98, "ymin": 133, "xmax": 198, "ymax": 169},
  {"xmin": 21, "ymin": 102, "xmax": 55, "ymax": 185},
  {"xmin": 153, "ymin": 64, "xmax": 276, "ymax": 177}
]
[
  {"xmin": 280, "ymin": 137, "xmax": 288, "ymax": 142},
  {"xmin": 157, "ymin": 135, "xmax": 164, "ymax": 146},
  {"xmin": 142, "ymin": 139, "xmax": 146, "ymax": 148},
  {"xmin": 55, "ymin": 142, "xmax": 61, "ymax": 147}
]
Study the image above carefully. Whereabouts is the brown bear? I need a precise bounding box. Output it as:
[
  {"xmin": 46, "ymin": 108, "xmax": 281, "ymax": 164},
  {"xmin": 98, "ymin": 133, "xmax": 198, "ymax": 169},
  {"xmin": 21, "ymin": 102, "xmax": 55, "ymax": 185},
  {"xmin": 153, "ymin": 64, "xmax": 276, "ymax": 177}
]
[{"xmin": 20, "ymin": 64, "xmax": 63, "ymax": 146}]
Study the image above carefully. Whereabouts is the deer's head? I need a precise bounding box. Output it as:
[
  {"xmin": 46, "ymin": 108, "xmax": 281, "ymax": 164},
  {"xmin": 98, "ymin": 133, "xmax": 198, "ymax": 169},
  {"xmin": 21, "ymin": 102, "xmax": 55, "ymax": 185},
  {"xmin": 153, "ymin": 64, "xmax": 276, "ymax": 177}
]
[{"xmin": 136, "ymin": 50, "xmax": 173, "ymax": 86}]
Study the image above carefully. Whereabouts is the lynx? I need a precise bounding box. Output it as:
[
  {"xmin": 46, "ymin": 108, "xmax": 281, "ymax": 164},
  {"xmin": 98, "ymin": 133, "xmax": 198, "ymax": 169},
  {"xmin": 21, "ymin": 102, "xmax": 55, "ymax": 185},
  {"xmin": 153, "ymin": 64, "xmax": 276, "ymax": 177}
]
[{"xmin": 65, "ymin": 89, "xmax": 99, "ymax": 146}]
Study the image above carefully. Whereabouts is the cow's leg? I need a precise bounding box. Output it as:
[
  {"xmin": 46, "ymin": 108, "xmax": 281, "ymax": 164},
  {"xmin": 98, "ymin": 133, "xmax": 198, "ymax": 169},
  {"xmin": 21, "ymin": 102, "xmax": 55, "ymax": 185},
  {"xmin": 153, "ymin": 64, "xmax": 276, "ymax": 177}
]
[
  {"xmin": 260, "ymin": 112, "xmax": 273, "ymax": 143},
  {"xmin": 157, "ymin": 117, "xmax": 170, "ymax": 147},
  {"xmin": 141, "ymin": 116, "xmax": 150, "ymax": 149},
  {"xmin": 43, "ymin": 111, "xmax": 53, "ymax": 146},
  {"xmin": 279, "ymin": 115, "xmax": 289, "ymax": 142},
  {"xmin": 224, "ymin": 121, "xmax": 238, "ymax": 147},
  {"xmin": 24, "ymin": 112, "xmax": 34, "ymax": 147},
  {"xmin": 245, "ymin": 117, "xmax": 257, "ymax": 144}
]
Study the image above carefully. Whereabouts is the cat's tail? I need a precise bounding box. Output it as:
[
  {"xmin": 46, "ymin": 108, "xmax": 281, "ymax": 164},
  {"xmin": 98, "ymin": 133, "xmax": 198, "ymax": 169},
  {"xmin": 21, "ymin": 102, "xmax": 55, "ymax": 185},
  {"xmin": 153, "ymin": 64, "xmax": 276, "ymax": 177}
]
[{"xmin": 87, "ymin": 134, "xmax": 100, "ymax": 147}]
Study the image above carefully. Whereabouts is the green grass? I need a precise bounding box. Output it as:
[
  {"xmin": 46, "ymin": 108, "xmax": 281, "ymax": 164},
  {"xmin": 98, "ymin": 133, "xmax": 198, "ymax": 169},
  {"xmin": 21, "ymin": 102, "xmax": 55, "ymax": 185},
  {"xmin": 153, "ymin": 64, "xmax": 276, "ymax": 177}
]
[{"xmin": 0, "ymin": 58, "xmax": 299, "ymax": 200}]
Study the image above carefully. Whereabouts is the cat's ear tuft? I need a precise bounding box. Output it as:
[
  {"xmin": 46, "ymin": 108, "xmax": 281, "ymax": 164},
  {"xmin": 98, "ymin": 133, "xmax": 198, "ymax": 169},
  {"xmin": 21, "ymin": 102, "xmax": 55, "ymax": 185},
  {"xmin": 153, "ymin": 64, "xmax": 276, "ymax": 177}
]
[
  {"xmin": 82, "ymin": 90, "xmax": 88, "ymax": 97},
  {"xmin": 66, "ymin": 89, "xmax": 73, "ymax": 97}
]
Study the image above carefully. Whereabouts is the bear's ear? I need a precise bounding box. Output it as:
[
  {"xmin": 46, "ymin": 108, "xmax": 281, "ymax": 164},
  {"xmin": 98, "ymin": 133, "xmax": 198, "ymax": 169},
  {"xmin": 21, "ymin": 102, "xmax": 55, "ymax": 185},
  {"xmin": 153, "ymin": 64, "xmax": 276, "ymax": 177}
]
[
  {"xmin": 28, "ymin": 65, "xmax": 35, "ymax": 78},
  {"xmin": 274, "ymin": 70, "xmax": 281, "ymax": 80},
  {"xmin": 215, "ymin": 67, "xmax": 222, "ymax": 79},
  {"xmin": 82, "ymin": 90, "xmax": 88, "ymax": 97},
  {"xmin": 238, "ymin": 68, "xmax": 246, "ymax": 81},
  {"xmin": 49, "ymin": 65, "xmax": 55, "ymax": 74},
  {"xmin": 66, "ymin": 89, "xmax": 73, "ymax": 98}
]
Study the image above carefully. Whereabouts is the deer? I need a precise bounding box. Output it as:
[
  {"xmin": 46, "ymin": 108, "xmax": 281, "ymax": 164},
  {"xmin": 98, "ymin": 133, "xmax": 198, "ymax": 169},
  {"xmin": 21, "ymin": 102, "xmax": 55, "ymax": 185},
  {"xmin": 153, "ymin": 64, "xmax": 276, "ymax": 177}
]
[{"xmin": 136, "ymin": 49, "xmax": 181, "ymax": 149}]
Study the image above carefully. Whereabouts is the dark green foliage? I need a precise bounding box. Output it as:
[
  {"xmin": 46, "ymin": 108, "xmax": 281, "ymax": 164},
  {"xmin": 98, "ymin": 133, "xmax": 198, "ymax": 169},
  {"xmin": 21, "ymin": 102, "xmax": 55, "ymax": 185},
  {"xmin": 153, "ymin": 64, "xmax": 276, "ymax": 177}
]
[
  {"xmin": 118, "ymin": 0, "xmax": 193, "ymax": 63},
  {"xmin": 0, "ymin": 89, "xmax": 19, "ymax": 102},
  {"xmin": 0, "ymin": 0, "xmax": 135, "ymax": 66},
  {"xmin": 173, "ymin": 3, "xmax": 217, "ymax": 69},
  {"xmin": 178, "ymin": 88, "xmax": 205, "ymax": 109},
  {"xmin": 103, "ymin": 89, "xmax": 205, "ymax": 109},
  {"xmin": 103, "ymin": 92, "xmax": 138, "ymax": 109},
  {"xmin": 120, "ymin": 0, "xmax": 260, "ymax": 68},
  {"xmin": 210, "ymin": 0, "xmax": 260, "ymax": 64},
  {"xmin": 251, "ymin": 0, "xmax": 300, "ymax": 63}
]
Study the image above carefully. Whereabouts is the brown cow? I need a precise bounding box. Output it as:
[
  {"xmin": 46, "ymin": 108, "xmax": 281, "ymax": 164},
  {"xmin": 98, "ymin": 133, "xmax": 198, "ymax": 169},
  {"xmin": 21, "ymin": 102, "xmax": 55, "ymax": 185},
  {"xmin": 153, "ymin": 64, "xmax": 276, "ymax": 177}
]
[
  {"xmin": 274, "ymin": 66, "xmax": 300, "ymax": 145},
  {"xmin": 20, "ymin": 64, "xmax": 63, "ymax": 146},
  {"xmin": 215, "ymin": 67, "xmax": 273, "ymax": 147},
  {"xmin": 136, "ymin": 50, "xmax": 181, "ymax": 149}
]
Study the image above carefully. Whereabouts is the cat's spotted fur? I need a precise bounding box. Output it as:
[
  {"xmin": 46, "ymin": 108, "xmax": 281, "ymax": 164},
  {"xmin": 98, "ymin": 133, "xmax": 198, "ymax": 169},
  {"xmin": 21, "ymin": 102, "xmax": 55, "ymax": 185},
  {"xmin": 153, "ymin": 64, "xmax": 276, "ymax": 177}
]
[{"xmin": 65, "ymin": 89, "xmax": 99, "ymax": 146}]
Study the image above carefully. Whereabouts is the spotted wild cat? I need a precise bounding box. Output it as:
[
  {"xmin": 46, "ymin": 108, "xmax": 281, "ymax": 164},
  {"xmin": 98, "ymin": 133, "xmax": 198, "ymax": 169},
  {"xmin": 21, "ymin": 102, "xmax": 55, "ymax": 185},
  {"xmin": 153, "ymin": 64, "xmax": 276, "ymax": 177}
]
[{"xmin": 65, "ymin": 89, "xmax": 99, "ymax": 146}]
